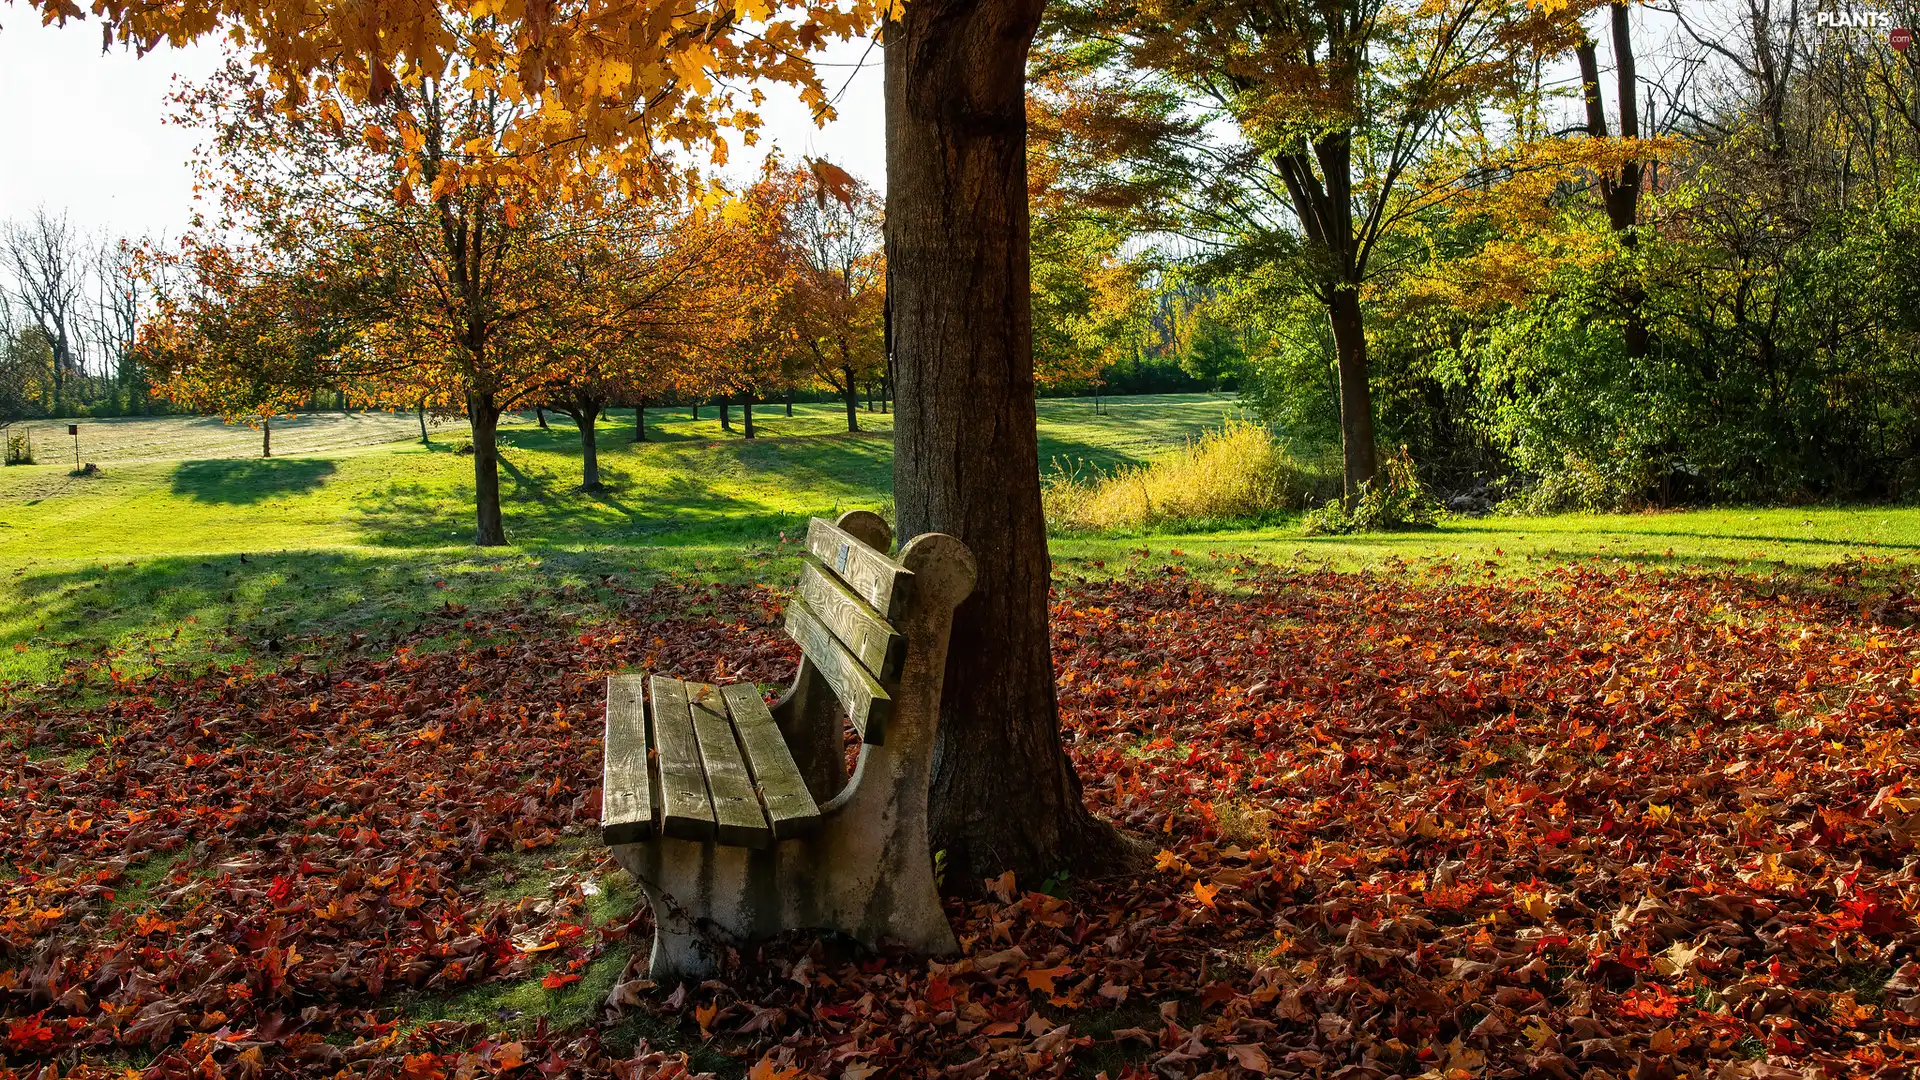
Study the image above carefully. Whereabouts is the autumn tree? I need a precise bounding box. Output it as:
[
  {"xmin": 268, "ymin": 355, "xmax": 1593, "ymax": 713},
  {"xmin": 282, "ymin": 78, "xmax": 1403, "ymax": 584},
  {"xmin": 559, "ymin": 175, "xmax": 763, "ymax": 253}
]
[
  {"xmin": 33, "ymin": 0, "xmax": 1127, "ymax": 885},
  {"xmin": 138, "ymin": 241, "xmax": 332, "ymax": 457},
  {"xmin": 783, "ymin": 162, "xmax": 886, "ymax": 433}
]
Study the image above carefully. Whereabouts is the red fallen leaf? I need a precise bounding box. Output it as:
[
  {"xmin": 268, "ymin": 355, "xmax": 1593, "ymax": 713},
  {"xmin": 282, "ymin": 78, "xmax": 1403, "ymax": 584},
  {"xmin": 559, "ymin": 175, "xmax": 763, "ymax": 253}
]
[
  {"xmin": 401, "ymin": 1053, "xmax": 447, "ymax": 1080},
  {"xmin": 539, "ymin": 972, "xmax": 581, "ymax": 990}
]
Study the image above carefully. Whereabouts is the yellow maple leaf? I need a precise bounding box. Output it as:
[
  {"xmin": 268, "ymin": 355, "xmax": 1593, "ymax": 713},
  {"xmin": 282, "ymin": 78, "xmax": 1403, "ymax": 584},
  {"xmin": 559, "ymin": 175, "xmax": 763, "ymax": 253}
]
[{"xmin": 1193, "ymin": 881, "xmax": 1219, "ymax": 908}]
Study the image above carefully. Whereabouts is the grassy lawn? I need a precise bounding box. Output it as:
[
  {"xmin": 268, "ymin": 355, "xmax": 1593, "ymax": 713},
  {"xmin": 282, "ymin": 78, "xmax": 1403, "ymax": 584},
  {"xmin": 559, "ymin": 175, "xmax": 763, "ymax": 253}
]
[{"xmin": 2, "ymin": 390, "xmax": 1915, "ymax": 688}]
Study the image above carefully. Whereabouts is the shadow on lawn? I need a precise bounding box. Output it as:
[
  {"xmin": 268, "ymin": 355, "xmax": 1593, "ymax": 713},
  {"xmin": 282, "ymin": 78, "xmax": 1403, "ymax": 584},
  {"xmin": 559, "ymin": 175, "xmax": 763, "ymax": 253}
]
[{"xmin": 169, "ymin": 458, "xmax": 339, "ymax": 504}]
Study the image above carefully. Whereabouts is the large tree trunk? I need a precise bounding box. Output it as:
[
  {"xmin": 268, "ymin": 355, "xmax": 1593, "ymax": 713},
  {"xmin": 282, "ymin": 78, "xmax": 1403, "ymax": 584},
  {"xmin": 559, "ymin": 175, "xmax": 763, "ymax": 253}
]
[
  {"xmin": 470, "ymin": 393, "xmax": 507, "ymax": 546},
  {"xmin": 719, "ymin": 398, "xmax": 733, "ymax": 432},
  {"xmin": 1577, "ymin": 8, "xmax": 1649, "ymax": 360},
  {"xmin": 535, "ymin": 405, "xmax": 549, "ymax": 430},
  {"xmin": 633, "ymin": 397, "xmax": 647, "ymax": 443},
  {"xmin": 1327, "ymin": 287, "xmax": 1377, "ymax": 504},
  {"xmin": 887, "ymin": 0, "xmax": 1126, "ymax": 888},
  {"xmin": 741, "ymin": 395, "xmax": 755, "ymax": 440},
  {"xmin": 843, "ymin": 368, "xmax": 861, "ymax": 432}
]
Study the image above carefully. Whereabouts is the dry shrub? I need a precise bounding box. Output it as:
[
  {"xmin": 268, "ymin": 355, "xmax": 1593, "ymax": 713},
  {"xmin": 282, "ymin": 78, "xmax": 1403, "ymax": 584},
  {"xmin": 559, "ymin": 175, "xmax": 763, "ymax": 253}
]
[{"xmin": 1043, "ymin": 420, "xmax": 1334, "ymax": 533}]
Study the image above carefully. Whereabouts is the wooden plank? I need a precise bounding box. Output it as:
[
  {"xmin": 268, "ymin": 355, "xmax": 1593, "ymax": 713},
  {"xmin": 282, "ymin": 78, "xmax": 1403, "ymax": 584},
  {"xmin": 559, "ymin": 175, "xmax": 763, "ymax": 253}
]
[
  {"xmin": 721, "ymin": 683, "xmax": 822, "ymax": 839},
  {"xmin": 601, "ymin": 674, "xmax": 656, "ymax": 845},
  {"xmin": 785, "ymin": 596, "xmax": 894, "ymax": 744},
  {"xmin": 685, "ymin": 682, "xmax": 771, "ymax": 847},
  {"xmin": 806, "ymin": 517, "xmax": 913, "ymax": 620},
  {"xmin": 798, "ymin": 555, "xmax": 906, "ymax": 680},
  {"xmin": 648, "ymin": 676, "xmax": 716, "ymax": 842}
]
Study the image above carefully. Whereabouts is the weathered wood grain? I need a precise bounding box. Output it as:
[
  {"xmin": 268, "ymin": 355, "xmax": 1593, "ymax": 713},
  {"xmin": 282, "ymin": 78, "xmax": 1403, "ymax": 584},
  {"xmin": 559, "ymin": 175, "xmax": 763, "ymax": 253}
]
[
  {"xmin": 601, "ymin": 674, "xmax": 656, "ymax": 845},
  {"xmin": 648, "ymin": 676, "xmax": 717, "ymax": 842},
  {"xmin": 685, "ymin": 682, "xmax": 771, "ymax": 847},
  {"xmin": 806, "ymin": 517, "xmax": 913, "ymax": 619},
  {"xmin": 785, "ymin": 596, "xmax": 894, "ymax": 743},
  {"xmin": 720, "ymin": 683, "xmax": 822, "ymax": 839},
  {"xmin": 798, "ymin": 555, "xmax": 905, "ymax": 680}
]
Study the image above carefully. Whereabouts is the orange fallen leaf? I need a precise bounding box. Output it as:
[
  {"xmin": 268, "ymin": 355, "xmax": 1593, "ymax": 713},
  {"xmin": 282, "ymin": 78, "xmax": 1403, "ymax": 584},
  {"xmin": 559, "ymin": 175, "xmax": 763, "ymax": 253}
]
[
  {"xmin": 1023, "ymin": 964, "xmax": 1070, "ymax": 993},
  {"xmin": 1193, "ymin": 880, "xmax": 1220, "ymax": 908}
]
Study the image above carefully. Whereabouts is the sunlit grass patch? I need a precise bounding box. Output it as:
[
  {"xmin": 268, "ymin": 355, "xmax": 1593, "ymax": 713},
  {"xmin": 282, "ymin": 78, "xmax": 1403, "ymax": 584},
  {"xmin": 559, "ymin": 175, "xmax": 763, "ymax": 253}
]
[{"xmin": 1043, "ymin": 420, "xmax": 1336, "ymax": 533}]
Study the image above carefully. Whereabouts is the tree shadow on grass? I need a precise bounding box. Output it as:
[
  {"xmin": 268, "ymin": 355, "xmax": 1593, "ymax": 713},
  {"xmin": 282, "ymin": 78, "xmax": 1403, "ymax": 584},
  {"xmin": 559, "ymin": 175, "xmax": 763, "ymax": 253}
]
[{"xmin": 169, "ymin": 458, "xmax": 338, "ymax": 504}]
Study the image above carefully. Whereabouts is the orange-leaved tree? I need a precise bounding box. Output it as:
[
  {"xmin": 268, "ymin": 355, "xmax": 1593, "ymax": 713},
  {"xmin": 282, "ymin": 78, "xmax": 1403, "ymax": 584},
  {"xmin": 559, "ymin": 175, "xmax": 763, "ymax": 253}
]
[
  {"xmin": 136, "ymin": 239, "xmax": 335, "ymax": 457},
  {"xmin": 780, "ymin": 161, "xmax": 886, "ymax": 432}
]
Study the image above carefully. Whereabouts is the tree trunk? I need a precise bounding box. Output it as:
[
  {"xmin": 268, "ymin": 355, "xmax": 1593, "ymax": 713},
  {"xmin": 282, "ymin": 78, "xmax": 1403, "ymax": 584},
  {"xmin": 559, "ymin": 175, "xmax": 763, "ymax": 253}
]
[
  {"xmin": 633, "ymin": 398, "xmax": 647, "ymax": 443},
  {"xmin": 262, "ymin": 416, "xmax": 272, "ymax": 458},
  {"xmin": 719, "ymin": 399, "xmax": 733, "ymax": 431},
  {"xmin": 887, "ymin": 0, "xmax": 1126, "ymax": 888},
  {"xmin": 1328, "ymin": 287, "xmax": 1378, "ymax": 504},
  {"xmin": 577, "ymin": 408, "xmax": 602, "ymax": 489},
  {"xmin": 470, "ymin": 394, "xmax": 507, "ymax": 546},
  {"xmin": 418, "ymin": 400, "xmax": 431, "ymax": 444},
  {"xmin": 690, "ymin": 402, "xmax": 699, "ymax": 420},
  {"xmin": 785, "ymin": 389, "xmax": 794, "ymax": 417},
  {"xmin": 843, "ymin": 369, "xmax": 861, "ymax": 432},
  {"xmin": 741, "ymin": 395, "xmax": 755, "ymax": 439},
  {"xmin": 535, "ymin": 405, "xmax": 549, "ymax": 430}
]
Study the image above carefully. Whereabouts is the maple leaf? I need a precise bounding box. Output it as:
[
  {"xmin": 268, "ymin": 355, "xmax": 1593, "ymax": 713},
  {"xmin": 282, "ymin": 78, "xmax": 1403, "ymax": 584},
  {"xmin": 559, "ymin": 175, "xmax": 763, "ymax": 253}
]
[
  {"xmin": 539, "ymin": 972, "xmax": 581, "ymax": 990},
  {"xmin": 694, "ymin": 1002, "xmax": 719, "ymax": 1037},
  {"xmin": 1023, "ymin": 964, "xmax": 1071, "ymax": 993},
  {"xmin": 1226, "ymin": 1043, "xmax": 1271, "ymax": 1074},
  {"xmin": 746, "ymin": 1057, "xmax": 803, "ymax": 1080},
  {"xmin": 1192, "ymin": 880, "xmax": 1220, "ymax": 908}
]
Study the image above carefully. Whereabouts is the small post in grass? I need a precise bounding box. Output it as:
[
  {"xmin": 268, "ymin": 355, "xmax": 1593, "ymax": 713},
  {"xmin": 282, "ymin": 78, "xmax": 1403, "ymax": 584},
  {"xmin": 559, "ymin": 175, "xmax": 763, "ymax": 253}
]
[{"xmin": 68, "ymin": 424, "xmax": 79, "ymax": 466}]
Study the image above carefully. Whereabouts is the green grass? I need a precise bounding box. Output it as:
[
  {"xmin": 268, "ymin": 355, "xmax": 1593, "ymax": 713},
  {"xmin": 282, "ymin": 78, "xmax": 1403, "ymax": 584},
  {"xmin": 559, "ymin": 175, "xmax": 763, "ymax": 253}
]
[{"xmin": 2, "ymin": 391, "xmax": 1916, "ymax": 688}]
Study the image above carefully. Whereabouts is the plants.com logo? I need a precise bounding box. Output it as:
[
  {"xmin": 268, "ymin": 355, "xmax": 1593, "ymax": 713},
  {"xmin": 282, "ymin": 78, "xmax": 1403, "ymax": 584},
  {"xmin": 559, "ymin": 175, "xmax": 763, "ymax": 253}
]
[
  {"xmin": 1800, "ymin": 6, "xmax": 1911, "ymax": 49},
  {"xmin": 1805, "ymin": 8, "xmax": 1893, "ymax": 29}
]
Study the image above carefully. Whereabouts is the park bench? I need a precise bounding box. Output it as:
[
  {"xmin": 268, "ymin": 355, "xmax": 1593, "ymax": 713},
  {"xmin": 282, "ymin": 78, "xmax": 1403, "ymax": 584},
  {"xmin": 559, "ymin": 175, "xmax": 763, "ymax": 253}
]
[{"xmin": 599, "ymin": 510, "xmax": 976, "ymax": 981}]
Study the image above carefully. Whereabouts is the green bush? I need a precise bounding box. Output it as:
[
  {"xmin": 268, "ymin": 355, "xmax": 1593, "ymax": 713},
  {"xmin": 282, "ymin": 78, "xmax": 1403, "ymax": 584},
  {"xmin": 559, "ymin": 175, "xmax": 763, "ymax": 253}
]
[
  {"xmin": 1300, "ymin": 448, "xmax": 1441, "ymax": 535},
  {"xmin": 1043, "ymin": 419, "xmax": 1335, "ymax": 532}
]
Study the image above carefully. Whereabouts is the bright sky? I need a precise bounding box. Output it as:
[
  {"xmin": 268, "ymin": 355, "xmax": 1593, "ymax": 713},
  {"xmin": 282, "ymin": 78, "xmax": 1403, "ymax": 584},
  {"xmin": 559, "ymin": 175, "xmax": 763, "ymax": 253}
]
[{"xmin": 0, "ymin": 12, "xmax": 886, "ymax": 243}]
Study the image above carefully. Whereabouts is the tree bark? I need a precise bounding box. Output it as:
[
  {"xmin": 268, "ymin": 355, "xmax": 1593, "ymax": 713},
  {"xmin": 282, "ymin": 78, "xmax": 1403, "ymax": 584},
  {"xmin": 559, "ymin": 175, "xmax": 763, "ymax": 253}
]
[
  {"xmin": 887, "ymin": 0, "xmax": 1126, "ymax": 889},
  {"xmin": 418, "ymin": 400, "xmax": 431, "ymax": 444},
  {"xmin": 262, "ymin": 416, "xmax": 272, "ymax": 458},
  {"xmin": 741, "ymin": 395, "xmax": 755, "ymax": 439},
  {"xmin": 843, "ymin": 368, "xmax": 861, "ymax": 432},
  {"xmin": 1327, "ymin": 288, "xmax": 1377, "ymax": 505},
  {"xmin": 719, "ymin": 398, "xmax": 733, "ymax": 431},
  {"xmin": 633, "ymin": 397, "xmax": 647, "ymax": 443},
  {"xmin": 572, "ymin": 406, "xmax": 603, "ymax": 489},
  {"xmin": 535, "ymin": 405, "xmax": 549, "ymax": 430},
  {"xmin": 785, "ymin": 389, "xmax": 794, "ymax": 417},
  {"xmin": 470, "ymin": 393, "xmax": 507, "ymax": 546},
  {"xmin": 690, "ymin": 402, "xmax": 699, "ymax": 420}
]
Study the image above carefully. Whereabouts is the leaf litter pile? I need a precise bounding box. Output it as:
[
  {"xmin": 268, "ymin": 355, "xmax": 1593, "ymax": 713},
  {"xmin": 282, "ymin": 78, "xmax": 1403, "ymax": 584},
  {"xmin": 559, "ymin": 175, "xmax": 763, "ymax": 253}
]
[{"xmin": 4, "ymin": 558, "xmax": 1919, "ymax": 1079}]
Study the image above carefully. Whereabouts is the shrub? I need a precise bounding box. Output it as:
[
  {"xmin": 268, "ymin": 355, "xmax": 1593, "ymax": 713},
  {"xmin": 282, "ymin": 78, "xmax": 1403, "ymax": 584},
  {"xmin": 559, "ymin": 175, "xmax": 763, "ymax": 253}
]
[
  {"xmin": 1300, "ymin": 448, "xmax": 1442, "ymax": 535},
  {"xmin": 1043, "ymin": 420, "xmax": 1334, "ymax": 532},
  {"xmin": 4, "ymin": 431, "xmax": 33, "ymax": 466}
]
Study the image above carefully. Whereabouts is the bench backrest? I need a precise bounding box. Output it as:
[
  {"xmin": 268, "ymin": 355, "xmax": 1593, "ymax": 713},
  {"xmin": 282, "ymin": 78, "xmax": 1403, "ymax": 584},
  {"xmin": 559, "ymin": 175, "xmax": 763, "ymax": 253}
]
[{"xmin": 784, "ymin": 515, "xmax": 915, "ymax": 744}]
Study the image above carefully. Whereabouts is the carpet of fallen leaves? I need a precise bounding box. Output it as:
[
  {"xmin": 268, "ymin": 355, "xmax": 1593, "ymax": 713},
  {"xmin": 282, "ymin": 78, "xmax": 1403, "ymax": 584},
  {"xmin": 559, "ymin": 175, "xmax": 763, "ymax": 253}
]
[{"xmin": 4, "ymin": 557, "xmax": 1920, "ymax": 1080}]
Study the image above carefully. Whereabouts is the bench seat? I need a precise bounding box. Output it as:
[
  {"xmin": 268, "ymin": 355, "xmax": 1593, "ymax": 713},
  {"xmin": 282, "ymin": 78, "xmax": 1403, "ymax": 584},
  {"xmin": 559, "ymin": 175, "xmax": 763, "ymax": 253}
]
[{"xmin": 601, "ymin": 675, "xmax": 821, "ymax": 848}]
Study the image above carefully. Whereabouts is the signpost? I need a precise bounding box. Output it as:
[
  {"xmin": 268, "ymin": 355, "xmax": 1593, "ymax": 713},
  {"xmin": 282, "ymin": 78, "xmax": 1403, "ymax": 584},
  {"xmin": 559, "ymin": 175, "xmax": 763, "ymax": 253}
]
[{"xmin": 68, "ymin": 424, "xmax": 79, "ymax": 466}]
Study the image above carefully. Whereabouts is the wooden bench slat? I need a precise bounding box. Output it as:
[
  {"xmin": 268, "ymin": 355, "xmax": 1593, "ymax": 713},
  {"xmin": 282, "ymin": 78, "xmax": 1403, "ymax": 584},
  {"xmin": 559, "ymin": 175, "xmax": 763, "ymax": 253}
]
[
  {"xmin": 648, "ymin": 676, "xmax": 717, "ymax": 842},
  {"xmin": 786, "ymin": 596, "xmax": 894, "ymax": 744},
  {"xmin": 797, "ymin": 555, "xmax": 906, "ymax": 681},
  {"xmin": 806, "ymin": 517, "xmax": 912, "ymax": 620},
  {"xmin": 601, "ymin": 675, "xmax": 656, "ymax": 845},
  {"xmin": 720, "ymin": 683, "xmax": 822, "ymax": 839},
  {"xmin": 685, "ymin": 682, "xmax": 772, "ymax": 847}
]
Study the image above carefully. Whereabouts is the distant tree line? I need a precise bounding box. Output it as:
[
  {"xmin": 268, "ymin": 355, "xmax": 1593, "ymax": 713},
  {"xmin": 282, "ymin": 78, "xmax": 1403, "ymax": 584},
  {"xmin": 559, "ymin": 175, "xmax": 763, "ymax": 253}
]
[{"xmin": 0, "ymin": 210, "xmax": 156, "ymax": 421}]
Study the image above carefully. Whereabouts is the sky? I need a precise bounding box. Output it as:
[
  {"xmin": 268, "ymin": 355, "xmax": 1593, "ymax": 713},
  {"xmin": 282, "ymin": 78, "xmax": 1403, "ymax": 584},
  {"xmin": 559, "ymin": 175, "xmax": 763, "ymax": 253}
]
[{"xmin": 0, "ymin": 12, "xmax": 886, "ymax": 243}]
